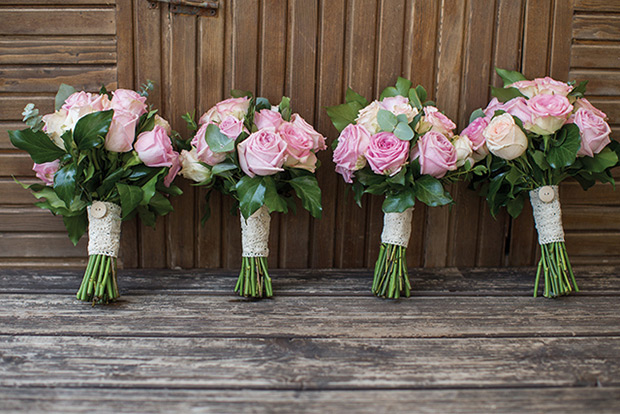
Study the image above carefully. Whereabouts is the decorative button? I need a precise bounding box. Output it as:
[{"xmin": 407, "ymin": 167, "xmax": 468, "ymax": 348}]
[
  {"xmin": 538, "ymin": 186, "xmax": 555, "ymax": 203},
  {"xmin": 91, "ymin": 201, "xmax": 107, "ymax": 218}
]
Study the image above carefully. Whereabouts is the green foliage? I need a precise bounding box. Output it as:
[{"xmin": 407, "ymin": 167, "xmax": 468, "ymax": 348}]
[
  {"xmin": 206, "ymin": 124, "xmax": 235, "ymax": 153},
  {"xmin": 55, "ymin": 84, "xmax": 77, "ymax": 110},
  {"xmin": 495, "ymin": 68, "xmax": 527, "ymax": 86},
  {"xmin": 73, "ymin": 110, "xmax": 113, "ymax": 150},
  {"xmin": 326, "ymin": 101, "xmax": 362, "ymax": 132},
  {"xmin": 491, "ymin": 86, "xmax": 527, "ymax": 102},
  {"xmin": 9, "ymin": 128, "xmax": 66, "ymax": 163}
]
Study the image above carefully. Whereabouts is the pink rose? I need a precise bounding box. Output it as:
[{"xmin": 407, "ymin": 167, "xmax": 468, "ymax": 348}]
[
  {"xmin": 105, "ymin": 110, "xmax": 139, "ymax": 152},
  {"xmin": 218, "ymin": 115, "xmax": 245, "ymax": 140},
  {"xmin": 199, "ymin": 106, "xmax": 220, "ymax": 125},
  {"xmin": 570, "ymin": 108, "xmax": 612, "ymax": 157},
  {"xmin": 380, "ymin": 96, "xmax": 417, "ymax": 122},
  {"xmin": 111, "ymin": 89, "xmax": 147, "ymax": 117},
  {"xmin": 333, "ymin": 124, "xmax": 372, "ymax": 183},
  {"xmin": 533, "ymin": 77, "xmax": 573, "ymax": 96},
  {"xmin": 510, "ymin": 79, "xmax": 538, "ymax": 98},
  {"xmin": 460, "ymin": 116, "xmax": 489, "ymax": 151},
  {"xmin": 484, "ymin": 97, "xmax": 504, "ymax": 117},
  {"xmin": 291, "ymin": 113, "xmax": 326, "ymax": 150},
  {"xmin": 254, "ymin": 109, "xmax": 283, "ymax": 130},
  {"xmin": 365, "ymin": 132, "xmax": 410, "ymax": 176},
  {"xmin": 62, "ymin": 91, "xmax": 110, "ymax": 112},
  {"xmin": 215, "ymin": 97, "xmax": 250, "ymax": 120},
  {"xmin": 574, "ymin": 98, "xmax": 607, "ymax": 119},
  {"xmin": 237, "ymin": 129, "xmax": 288, "ymax": 177},
  {"xmin": 412, "ymin": 131, "xmax": 457, "ymax": 178},
  {"xmin": 32, "ymin": 160, "xmax": 60, "ymax": 186},
  {"xmin": 483, "ymin": 113, "xmax": 528, "ymax": 160},
  {"xmin": 419, "ymin": 106, "xmax": 456, "ymax": 137},
  {"xmin": 278, "ymin": 122, "xmax": 317, "ymax": 172},
  {"xmin": 134, "ymin": 125, "xmax": 180, "ymax": 187},
  {"xmin": 503, "ymin": 97, "xmax": 534, "ymax": 125},
  {"xmin": 526, "ymin": 94, "xmax": 573, "ymax": 135},
  {"xmin": 191, "ymin": 123, "xmax": 228, "ymax": 166}
]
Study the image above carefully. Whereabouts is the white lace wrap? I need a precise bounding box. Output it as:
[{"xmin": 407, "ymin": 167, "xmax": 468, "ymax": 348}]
[
  {"xmin": 240, "ymin": 205, "xmax": 270, "ymax": 257},
  {"xmin": 530, "ymin": 185, "xmax": 565, "ymax": 245},
  {"xmin": 381, "ymin": 207, "xmax": 414, "ymax": 248},
  {"xmin": 87, "ymin": 201, "xmax": 122, "ymax": 257}
]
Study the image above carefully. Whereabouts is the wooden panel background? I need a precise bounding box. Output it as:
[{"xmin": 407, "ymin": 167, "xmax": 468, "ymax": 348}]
[{"xmin": 0, "ymin": 0, "xmax": 618, "ymax": 269}]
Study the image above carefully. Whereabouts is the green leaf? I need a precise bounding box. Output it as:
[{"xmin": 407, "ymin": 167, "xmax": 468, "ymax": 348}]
[
  {"xmin": 255, "ymin": 97, "xmax": 271, "ymax": 111},
  {"xmin": 415, "ymin": 175, "xmax": 452, "ymax": 206},
  {"xmin": 531, "ymin": 150, "xmax": 550, "ymax": 171},
  {"xmin": 63, "ymin": 213, "xmax": 88, "ymax": 246},
  {"xmin": 206, "ymin": 124, "xmax": 235, "ymax": 153},
  {"xmin": 140, "ymin": 172, "xmax": 161, "ymax": 206},
  {"xmin": 278, "ymin": 96, "xmax": 292, "ymax": 121},
  {"xmin": 379, "ymin": 86, "xmax": 400, "ymax": 101},
  {"xmin": 73, "ymin": 110, "xmax": 113, "ymax": 150},
  {"xmin": 137, "ymin": 206, "xmax": 157, "ymax": 227},
  {"xmin": 149, "ymin": 192, "xmax": 174, "ymax": 216},
  {"xmin": 382, "ymin": 188, "xmax": 415, "ymax": 213},
  {"xmin": 395, "ymin": 77, "xmax": 412, "ymax": 97},
  {"xmin": 393, "ymin": 122, "xmax": 414, "ymax": 141},
  {"xmin": 469, "ymin": 108, "xmax": 486, "ymax": 123},
  {"xmin": 386, "ymin": 168, "xmax": 406, "ymax": 186},
  {"xmin": 408, "ymin": 88, "xmax": 423, "ymax": 110},
  {"xmin": 581, "ymin": 147, "xmax": 619, "ymax": 173},
  {"xmin": 263, "ymin": 176, "xmax": 288, "ymax": 214},
  {"xmin": 55, "ymin": 84, "xmax": 77, "ymax": 110},
  {"xmin": 415, "ymin": 85, "xmax": 427, "ymax": 104},
  {"xmin": 377, "ymin": 109, "xmax": 398, "ymax": 132},
  {"xmin": 495, "ymin": 68, "xmax": 527, "ymax": 87},
  {"xmin": 506, "ymin": 195, "xmax": 525, "ymax": 218},
  {"xmin": 345, "ymin": 88, "xmax": 369, "ymax": 107},
  {"xmin": 212, "ymin": 162, "xmax": 237, "ymax": 176},
  {"xmin": 8, "ymin": 128, "xmax": 66, "ymax": 163},
  {"xmin": 491, "ymin": 86, "xmax": 527, "ymax": 103},
  {"xmin": 288, "ymin": 175, "xmax": 322, "ymax": 219},
  {"xmin": 54, "ymin": 163, "xmax": 78, "ymax": 206},
  {"xmin": 236, "ymin": 175, "xmax": 267, "ymax": 219},
  {"xmin": 231, "ymin": 89, "xmax": 252, "ymax": 98},
  {"xmin": 116, "ymin": 183, "xmax": 144, "ymax": 219},
  {"xmin": 547, "ymin": 124, "xmax": 580, "ymax": 168},
  {"xmin": 326, "ymin": 102, "xmax": 362, "ymax": 132},
  {"xmin": 568, "ymin": 80, "xmax": 588, "ymax": 98}
]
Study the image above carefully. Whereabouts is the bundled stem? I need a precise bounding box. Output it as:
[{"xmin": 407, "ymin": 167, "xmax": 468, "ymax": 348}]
[
  {"xmin": 534, "ymin": 241, "xmax": 578, "ymax": 298},
  {"xmin": 76, "ymin": 254, "xmax": 119, "ymax": 305},
  {"xmin": 235, "ymin": 256, "xmax": 273, "ymax": 298},
  {"xmin": 372, "ymin": 243, "xmax": 411, "ymax": 299}
]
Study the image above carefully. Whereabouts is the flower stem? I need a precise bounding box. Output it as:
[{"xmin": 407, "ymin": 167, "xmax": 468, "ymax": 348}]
[
  {"xmin": 235, "ymin": 256, "xmax": 272, "ymax": 298},
  {"xmin": 372, "ymin": 243, "xmax": 411, "ymax": 299},
  {"xmin": 535, "ymin": 241, "xmax": 577, "ymax": 298},
  {"xmin": 76, "ymin": 254, "xmax": 120, "ymax": 305}
]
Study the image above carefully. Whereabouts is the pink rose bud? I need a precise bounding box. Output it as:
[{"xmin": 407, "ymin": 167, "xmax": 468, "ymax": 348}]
[
  {"xmin": 526, "ymin": 94, "xmax": 573, "ymax": 135},
  {"xmin": 365, "ymin": 132, "xmax": 410, "ymax": 176},
  {"xmin": 215, "ymin": 97, "xmax": 250, "ymax": 120},
  {"xmin": 483, "ymin": 97, "xmax": 504, "ymax": 117},
  {"xmin": 418, "ymin": 106, "xmax": 456, "ymax": 137},
  {"xmin": 32, "ymin": 160, "xmax": 60, "ymax": 186},
  {"xmin": 111, "ymin": 89, "xmax": 147, "ymax": 117},
  {"xmin": 191, "ymin": 123, "xmax": 228, "ymax": 166},
  {"xmin": 105, "ymin": 110, "xmax": 140, "ymax": 153},
  {"xmin": 533, "ymin": 76, "xmax": 573, "ymax": 96},
  {"xmin": 333, "ymin": 124, "xmax": 372, "ymax": 183},
  {"xmin": 502, "ymin": 97, "xmax": 534, "ymax": 125},
  {"xmin": 278, "ymin": 122, "xmax": 318, "ymax": 172},
  {"xmin": 254, "ymin": 109, "xmax": 284, "ymax": 130},
  {"xmin": 291, "ymin": 113, "xmax": 326, "ymax": 151},
  {"xmin": 134, "ymin": 125, "xmax": 179, "ymax": 168},
  {"xmin": 237, "ymin": 128, "xmax": 288, "ymax": 177},
  {"xmin": 574, "ymin": 98, "xmax": 607, "ymax": 119},
  {"xmin": 571, "ymin": 108, "xmax": 612, "ymax": 157},
  {"xmin": 411, "ymin": 131, "xmax": 457, "ymax": 178},
  {"xmin": 460, "ymin": 116, "xmax": 490, "ymax": 151},
  {"xmin": 218, "ymin": 115, "xmax": 245, "ymax": 140},
  {"xmin": 62, "ymin": 91, "xmax": 110, "ymax": 112}
]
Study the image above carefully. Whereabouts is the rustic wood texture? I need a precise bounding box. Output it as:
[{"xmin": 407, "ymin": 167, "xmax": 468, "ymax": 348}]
[
  {"xmin": 1, "ymin": 267, "xmax": 620, "ymax": 412},
  {"xmin": 1, "ymin": 0, "xmax": 619, "ymax": 269}
]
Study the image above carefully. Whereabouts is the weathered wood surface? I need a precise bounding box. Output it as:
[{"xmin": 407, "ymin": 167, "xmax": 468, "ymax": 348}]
[{"xmin": 1, "ymin": 267, "xmax": 619, "ymax": 413}]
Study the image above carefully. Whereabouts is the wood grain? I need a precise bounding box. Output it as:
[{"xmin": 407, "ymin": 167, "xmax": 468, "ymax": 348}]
[
  {"xmin": 0, "ymin": 38, "xmax": 116, "ymax": 65},
  {"xmin": 0, "ymin": 8, "xmax": 115, "ymax": 36},
  {"xmin": 573, "ymin": 15, "xmax": 620, "ymax": 41}
]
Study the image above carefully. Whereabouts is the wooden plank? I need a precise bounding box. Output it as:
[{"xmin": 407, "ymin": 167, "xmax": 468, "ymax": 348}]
[
  {"xmin": 560, "ymin": 181, "xmax": 619, "ymax": 205},
  {"xmin": 0, "ymin": 37, "xmax": 116, "ymax": 65},
  {"xmin": 569, "ymin": 69, "xmax": 620, "ymax": 96},
  {"xmin": 2, "ymin": 267, "xmax": 619, "ymax": 295},
  {"xmin": 310, "ymin": 0, "xmax": 347, "ymax": 268},
  {"xmin": 0, "ymin": 233, "xmax": 86, "ymax": 257},
  {"xmin": 521, "ymin": 0, "xmax": 552, "ymax": 77},
  {"xmin": 0, "ymin": 258, "xmax": 86, "ymax": 268},
  {"xmin": 0, "ymin": 207, "xmax": 66, "ymax": 232},
  {"xmin": 563, "ymin": 206, "xmax": 620, "ymax": 231},
  {"xmin": 1, "ymin": 387, "xmax": 619, "ymax": 414},
  {"xmin": 0, "ymin": 8, "xmax": 116, "ymax": 36},
  {"xmin": 0, "ymin": 66, "xmax": 117, "ymax": 94},
  {"xmin": 0, "ymin": 153, "xmax": 35, "ymax": 177},
  {"xmin": 0, "ymin": 96, "xmax": 54, "ymax": 121},
  {"xmin": 586, "ymin": 99, "xmax": 620, "ymax": 122},
  {"xmin": 491, "ymin": 0, "xmax": 524, "ymax": 88},
  {"xmin": 0, "ymin": 179, "xmax": 38, "ymax": 204},
  {"xmin": 2, "ymin": 0, "xmax": 114, "ymax": 4},
  {"xmin": 1, "ymin": 335, "xmax": 620, "ymax": 388},
  {"xmin": 571, "ymin": 45, "xmax": 620, "ymax": 70},
  {"xmin": 115, "ymin": 0, "xmax": 134, "ymax": 88},
  {"xmin": 549, "ymin": 0, "xmax": 573, "ymax": 80},
  {"xmin": 574, "ymin": 0, "xmax": 620, "ymax": 12},
  {"xmin": 573, "ymin": 15, "xmax": 620, "ymax": 41},
  {"xmin": 565, "ymin": 232, "xmax": 620, "ymax": 256},
  {"xmin": 2, "ymin": 294, "xmax": 620, "ymax": 337},
  {"xmin": 0, "ymin": 122, "xmax": 27, "ymax": 149}
]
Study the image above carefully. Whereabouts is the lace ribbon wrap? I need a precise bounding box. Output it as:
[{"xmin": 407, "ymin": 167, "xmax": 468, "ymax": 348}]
[
  {"xmin": 380, "ymin": 207, "xmax": 414, "ymax": 248},
  {"xmin": 87, "ymin": 201, "xmax": 122, "ymax": 257},
  {"xmin": 241, "ymin": 205, "xmax": 271, "ymax": 257},
  {"xmin": 530, "ymin": 185, "xmax": 565, "ymax": 245}
]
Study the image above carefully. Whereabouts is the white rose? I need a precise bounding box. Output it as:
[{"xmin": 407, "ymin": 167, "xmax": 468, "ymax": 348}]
[
  {"xmin": 41, "ymin": 109, "xmax": 71, "ymax": 148},
  {"xmin": 483, "ymin": 113, "xmax": 528, "ymax": 160},
  {"xmin": 179, "ymin": 149, "xmax": 212, "ymax": 183},
  {"xmin": 355, "ymin": 100, "xmax": 382, "ymax": 134},
  {"xmin": 452, "ymin": 135, "xmax": 473, "ymax": 167}
]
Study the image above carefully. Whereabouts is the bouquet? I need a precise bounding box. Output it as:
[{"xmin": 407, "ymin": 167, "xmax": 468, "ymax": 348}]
[
  {"xmin": 9, "ymin": 83, "xmax": 182, "ymax": 304},
  {"xmin": 465, "ymin": 68, "xmax": 620, "ymax": 298},
  {"xmin": 327, "ymin": 78, "xmax": 485, "ymax": 299},
  {"xmin": 179, "ymin": 92, "xmax": 325, "ymax": 298}
]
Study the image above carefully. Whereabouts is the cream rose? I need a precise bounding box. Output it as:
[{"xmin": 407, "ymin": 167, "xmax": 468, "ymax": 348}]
[
  {"xmin": 355, "ymin": 100, "xmax": 382, "ymax": 134},
  {"xmin": 483, "ymin": 113, "xmax": 528, "ymax": 160},
  {"xmin": 179, "ymin": 148, "xmax": 212, "ymax": 183},
  {"xmin": 452, "ymin": 135, "xmax": 474, "ymax": 167}
]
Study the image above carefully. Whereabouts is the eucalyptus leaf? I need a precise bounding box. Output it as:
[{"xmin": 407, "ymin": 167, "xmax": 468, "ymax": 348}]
[
  {"xmin": 55, "ymin": 84, "xmax": 77, "ymax": 110},
  {"xmin": 377, "ymin": 109, "xmax": 398, "ymax": 132},
  {"xmin": 469, "ymin": 108, "xmax": 486, "ymax": 123},
  {"xmin": 206, "ymin": 124, "xmax": 235, "ymax": 153},
  {"xmin": 393, "ymin": 122, "xmax": 414, "ymax": 141}
]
